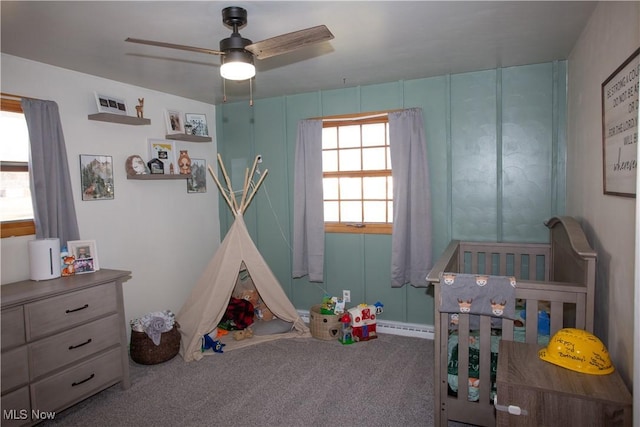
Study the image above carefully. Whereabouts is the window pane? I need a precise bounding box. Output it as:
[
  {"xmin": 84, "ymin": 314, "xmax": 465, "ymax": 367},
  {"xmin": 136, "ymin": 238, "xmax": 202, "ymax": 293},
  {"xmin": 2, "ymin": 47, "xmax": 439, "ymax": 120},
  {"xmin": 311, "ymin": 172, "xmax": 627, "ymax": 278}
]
[
  {"xmin": 362, "ymin": 123, "xmax": 386, "ymax": 147},
  {"xmin": 339, "ymin": 148, "xmax": 361, "ymax": 171},
  {"xmin": 388, "ymin": 201, "xmax": 393, "ymax": 221},
  {"xmin": 323, "ymin": 177, "xmax": 339, "ymax": 199},
  {"xmin": 322, "ymin": 127, "xmax": 337, "ymax": 149},
  {"xmin": 388, "ymin": 176, "xmax": 393, "ymax": 196},
  {"xmin": 362, "ymin": 176, "xmax": 387, "ymax": 199},
  {"xmin": 323, "ymin": 150, "xmax": 338, "ymax": 172},
  {"xmin": 338, "ymin": 125, "xmax": 360, "ymax": 148},
  {"xmin": 339, "ymin": 177, "xmax": 361, "ymax": 199},
  {"xmin": 0, "ymin": 171, "xmax": 33, "ymax": 221},
  {"xmin": 0, "ymin": 111, "xmax": 29, "ymax": 161},
  {"xmin": 363, "ymin": 201, "xmax": 387, "ymax": 222},
  {"xmin": 341, "ymin": 201, "xmax": 362, "ymax": 222},
  {"xmin": 324, "ymin": 201, "xmax": 339, "ymax": 222},
  {"xmin": 362, "ymin": 147, "xmax": 387, "ymax": 170}
]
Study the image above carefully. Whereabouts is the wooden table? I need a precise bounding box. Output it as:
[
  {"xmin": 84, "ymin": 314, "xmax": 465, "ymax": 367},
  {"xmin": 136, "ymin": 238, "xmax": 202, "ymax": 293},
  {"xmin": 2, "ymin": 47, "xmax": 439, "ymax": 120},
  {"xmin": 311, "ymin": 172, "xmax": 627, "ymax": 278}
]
[{"xmin": 495, "ymin": 340, "xmax": 632, "ymax": 426}]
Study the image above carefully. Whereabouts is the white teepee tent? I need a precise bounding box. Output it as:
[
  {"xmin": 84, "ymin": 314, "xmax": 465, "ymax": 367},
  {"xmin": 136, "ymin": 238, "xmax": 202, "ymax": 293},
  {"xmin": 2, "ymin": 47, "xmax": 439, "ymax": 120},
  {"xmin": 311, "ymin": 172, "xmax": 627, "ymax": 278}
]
[{"xmin": 177, "ymin": 155, "xmax": 309, "ymax": 362}]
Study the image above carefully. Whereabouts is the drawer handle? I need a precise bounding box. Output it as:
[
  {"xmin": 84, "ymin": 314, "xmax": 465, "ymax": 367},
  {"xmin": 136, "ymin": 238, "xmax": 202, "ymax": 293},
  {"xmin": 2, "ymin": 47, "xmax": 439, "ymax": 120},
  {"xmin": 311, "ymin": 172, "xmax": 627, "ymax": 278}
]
[
  {"xmin": 66, "ymin": 304, "xmax": 89, "ymax": 314},
  {"xmin": 68, "ymin": 338, "xmax": 92, "ymax": 350},
  {"xmin": 71, "ymin": 373, "xmax": 95, "ymax": 387}
]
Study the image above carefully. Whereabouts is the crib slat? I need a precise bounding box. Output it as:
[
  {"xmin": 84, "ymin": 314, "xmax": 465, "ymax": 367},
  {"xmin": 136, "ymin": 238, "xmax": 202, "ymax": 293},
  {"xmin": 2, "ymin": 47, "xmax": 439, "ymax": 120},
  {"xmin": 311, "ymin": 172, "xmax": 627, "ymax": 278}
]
[
  {"xmin": 478, "ymin": 315, "xmax": 492, "ymax": 404},
  {"xmin": 458, "ymin": 315, "xmax": 470, "ymax": 402},
  {"xmin": 525, "ymin": 298, "xmax": 538, "ymax": 344},
  {"xmin": 502, "ymin": 318, "xmax": 514, "ymax": 341},
  {"xmin": 550, "ymin": 300, "xmax": 563, "ymax": 336},
  {"xmin": 499, "ymin": 253, "xmax": 507, "ymax": 276}
]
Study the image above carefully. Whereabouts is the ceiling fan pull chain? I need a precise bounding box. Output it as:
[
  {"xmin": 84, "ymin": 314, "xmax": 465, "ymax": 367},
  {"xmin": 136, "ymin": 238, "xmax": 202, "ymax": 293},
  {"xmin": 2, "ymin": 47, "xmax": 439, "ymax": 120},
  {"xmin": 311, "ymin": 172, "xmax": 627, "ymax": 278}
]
[
  {"xmin": 250, "ymin": 78, "xmax": 253, "ymax": 107},
  {"xmin": 223, "ymin": 78, "xmax": 227, "ymax": 103}
]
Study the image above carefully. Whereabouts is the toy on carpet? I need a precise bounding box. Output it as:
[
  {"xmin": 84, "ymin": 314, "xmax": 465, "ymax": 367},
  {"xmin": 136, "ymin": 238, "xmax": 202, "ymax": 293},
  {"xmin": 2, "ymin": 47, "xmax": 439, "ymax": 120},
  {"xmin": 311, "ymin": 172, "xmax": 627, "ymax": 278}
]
[
  {"xmin": 338, "ymin": 313, "xmax": 354, "ymax": 345},
  {"xmin": 344, "ymin": 301, "xmax": 384, "ymax": 343},
  {"xmin": 201, "ymin": 334, "xmax": 225, "ymax": 353}
]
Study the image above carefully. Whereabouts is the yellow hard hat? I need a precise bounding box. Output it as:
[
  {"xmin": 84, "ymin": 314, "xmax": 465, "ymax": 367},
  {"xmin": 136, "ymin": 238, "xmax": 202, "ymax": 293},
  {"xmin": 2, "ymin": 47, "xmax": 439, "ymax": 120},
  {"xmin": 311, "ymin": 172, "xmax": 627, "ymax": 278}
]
[{"xmin": 538, "ymin": 328, "xmax": 614, "ymax": 375}]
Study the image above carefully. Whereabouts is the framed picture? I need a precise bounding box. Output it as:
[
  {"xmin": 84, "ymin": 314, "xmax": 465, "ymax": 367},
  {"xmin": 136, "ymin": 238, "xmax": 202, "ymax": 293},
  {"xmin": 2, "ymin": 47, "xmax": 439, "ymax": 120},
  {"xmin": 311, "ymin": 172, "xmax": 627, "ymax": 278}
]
[
  {"xmin": 185, "ymin": 113, "xmax": 209, "ymax": 137},
  {"xmin": 187, "ymin": 158, "xmax": 207, "ymax": 193},
  {"xmin": 148, "ymin": 139, "xmax": 177, "ymax": 175},
  {"xmin": 165, "ymin": 109, "xmax": 184, "ymax": 134},
  {"xmin": 95, "ymin": 92, "xmax": 127, "ymax": 115},
  {"xmin": 67, "ymin": 240, "xmax": 100, "ymax": 273},
  {"xmin": 80, "ymin": 155, "xmax": 114, "ymax": 201},
  {"xmin": 601, "ymin": 47, "xmax": 639, "ymax": 197}
]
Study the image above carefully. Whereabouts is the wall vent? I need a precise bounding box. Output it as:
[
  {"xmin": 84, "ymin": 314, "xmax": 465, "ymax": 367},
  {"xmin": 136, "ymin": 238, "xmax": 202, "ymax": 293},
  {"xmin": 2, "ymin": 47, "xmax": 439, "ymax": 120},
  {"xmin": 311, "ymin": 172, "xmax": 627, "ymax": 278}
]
[{"xmin": 297, "ymin": 309, "xmax": 434, "ymax": 340}]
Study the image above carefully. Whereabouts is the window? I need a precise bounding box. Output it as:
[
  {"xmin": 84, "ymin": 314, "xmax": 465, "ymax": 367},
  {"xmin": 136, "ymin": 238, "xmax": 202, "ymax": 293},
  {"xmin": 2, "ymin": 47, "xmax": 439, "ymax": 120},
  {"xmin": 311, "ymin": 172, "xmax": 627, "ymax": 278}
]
[
  {"xmin": 322, "ymin": 113, "xmax": 392, "ymax": 234},
  {"xmin": 1, "ymin": 96, "xmax": 35, "ymax": 238}
]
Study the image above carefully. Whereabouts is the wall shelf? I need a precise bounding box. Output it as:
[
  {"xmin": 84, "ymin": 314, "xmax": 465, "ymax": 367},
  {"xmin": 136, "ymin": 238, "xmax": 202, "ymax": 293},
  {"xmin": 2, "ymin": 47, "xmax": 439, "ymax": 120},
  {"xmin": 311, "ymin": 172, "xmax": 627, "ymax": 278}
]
[
  {"xmin": 127, "ymin": 174, "xmax": 189, "ymax": 180},
  {"xmin": 88, "ymin": 113, "xmax": 151, "ymax": 126},
  {"xmin": 165, "ymin": 134, "xmax": 212, "ymax": 143}
]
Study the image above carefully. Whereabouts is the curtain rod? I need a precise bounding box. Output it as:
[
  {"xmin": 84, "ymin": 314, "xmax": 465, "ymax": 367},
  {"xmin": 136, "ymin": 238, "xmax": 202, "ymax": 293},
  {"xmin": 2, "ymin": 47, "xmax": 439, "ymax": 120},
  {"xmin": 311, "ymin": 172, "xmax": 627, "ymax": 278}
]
[
  {"xmin": 1, "ymin": 92, "xmax": 40, "ymax": 101},
  {"xmin": 309, "ymin": 108, "xmax": 404, "ymax": 122}
]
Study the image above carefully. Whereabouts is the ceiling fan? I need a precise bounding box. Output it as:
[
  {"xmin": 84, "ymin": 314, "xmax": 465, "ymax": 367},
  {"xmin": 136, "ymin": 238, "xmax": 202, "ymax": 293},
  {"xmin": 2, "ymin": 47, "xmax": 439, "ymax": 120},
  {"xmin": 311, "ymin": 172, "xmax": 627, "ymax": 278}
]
[{"xmin": 126, "ymin": 6, "xmax": 334, "ymax": 101}]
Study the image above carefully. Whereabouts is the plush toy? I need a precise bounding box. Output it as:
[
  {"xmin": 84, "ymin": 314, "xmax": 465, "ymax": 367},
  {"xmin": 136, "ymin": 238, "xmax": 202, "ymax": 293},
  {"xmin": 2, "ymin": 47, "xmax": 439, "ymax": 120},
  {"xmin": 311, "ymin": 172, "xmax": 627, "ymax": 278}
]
[
  {"xmin": 201, "ymin": 335, "xmax": 225, "ymax": 353},
  {"xmin": 239, "ymin": 289, "xmax": 274, "ymax": 321},
  {"xmin": 233, "ymin": 327, "xmax": 254, "ymax": 341},
  {"xmin": 61, "ymin": 255, "xmax": 75, "ymax": 276}
]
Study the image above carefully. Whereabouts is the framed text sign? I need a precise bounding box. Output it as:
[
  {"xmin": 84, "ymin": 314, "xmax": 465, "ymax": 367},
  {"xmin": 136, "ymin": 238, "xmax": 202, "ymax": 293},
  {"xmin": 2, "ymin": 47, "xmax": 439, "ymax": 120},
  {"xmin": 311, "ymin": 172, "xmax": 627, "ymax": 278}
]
[{"xmin": 602, "ymin": 48, "xmax": 639, "ymax": 197}]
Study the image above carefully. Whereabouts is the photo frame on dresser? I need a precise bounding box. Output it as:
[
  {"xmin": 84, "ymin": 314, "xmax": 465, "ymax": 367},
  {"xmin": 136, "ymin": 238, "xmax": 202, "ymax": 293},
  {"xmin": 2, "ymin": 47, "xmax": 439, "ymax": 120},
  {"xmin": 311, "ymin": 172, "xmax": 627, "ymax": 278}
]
[{"xmin": 67, "ymin": 239, "xmax": 100, "ymax": 273}]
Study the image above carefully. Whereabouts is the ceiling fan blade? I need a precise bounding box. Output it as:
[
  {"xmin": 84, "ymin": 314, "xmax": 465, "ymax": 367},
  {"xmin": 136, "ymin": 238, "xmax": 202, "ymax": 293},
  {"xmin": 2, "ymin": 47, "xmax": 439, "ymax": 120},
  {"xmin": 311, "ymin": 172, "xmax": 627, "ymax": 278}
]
[
  {"xmin": 245, "ymin": 25, "xmax": 334, "ymax": 60},
  {"xmin": 125, "ymin": 38, "xmax": 223, "ymax": 56}
]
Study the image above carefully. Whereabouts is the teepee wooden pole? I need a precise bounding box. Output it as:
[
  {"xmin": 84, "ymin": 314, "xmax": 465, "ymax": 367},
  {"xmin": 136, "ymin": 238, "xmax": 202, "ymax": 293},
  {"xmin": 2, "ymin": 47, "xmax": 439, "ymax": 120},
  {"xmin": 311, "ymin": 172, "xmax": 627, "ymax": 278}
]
[
  {"xmin": 238, "ymin": 167, "xmax": 251, "ymax": 213},
  {"xmin": 208, "ymin": 164, "xmax": 236, "ymax": 215},
  {"xmin": 217, "ymin": 154, "xmax": 238, "ymax": 212},
  {"xmin": 239, "ymin": 156, "xmax": 260, "ymax": 212},
  {"xmin": 243, "ymin": 168, "xmax": 268, "ymax": 211}
]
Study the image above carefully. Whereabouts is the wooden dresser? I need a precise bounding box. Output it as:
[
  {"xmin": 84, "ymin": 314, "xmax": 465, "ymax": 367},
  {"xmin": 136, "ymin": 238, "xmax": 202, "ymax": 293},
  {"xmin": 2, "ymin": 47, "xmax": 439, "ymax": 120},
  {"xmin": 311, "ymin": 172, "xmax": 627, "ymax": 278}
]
[
  {"xmin": 496, "ymin": 340, "xmax": 632, "ymax": 427},
  {"xmin": 1, "ymin": 269, "xmax": 131, "ymax": 426}
]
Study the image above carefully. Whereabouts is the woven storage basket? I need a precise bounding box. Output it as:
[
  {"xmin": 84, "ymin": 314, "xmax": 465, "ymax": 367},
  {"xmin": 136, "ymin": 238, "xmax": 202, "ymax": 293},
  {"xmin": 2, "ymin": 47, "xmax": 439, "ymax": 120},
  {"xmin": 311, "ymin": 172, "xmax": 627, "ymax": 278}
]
[
  {"xmin": 130, "ymin": 324, "xmax": 181, "ymax": 365},
  {"xmin": 309, "ymin": 304, "xmax": 340, "ymax": 340}
]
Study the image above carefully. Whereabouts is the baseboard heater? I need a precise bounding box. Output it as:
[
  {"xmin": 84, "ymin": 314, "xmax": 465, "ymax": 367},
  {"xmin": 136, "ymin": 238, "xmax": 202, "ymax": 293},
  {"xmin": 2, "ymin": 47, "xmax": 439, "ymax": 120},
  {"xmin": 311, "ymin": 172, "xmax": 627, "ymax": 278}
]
[{"xmin": 297, "ymin": 309, "xmax": 434, "ymax": 340}]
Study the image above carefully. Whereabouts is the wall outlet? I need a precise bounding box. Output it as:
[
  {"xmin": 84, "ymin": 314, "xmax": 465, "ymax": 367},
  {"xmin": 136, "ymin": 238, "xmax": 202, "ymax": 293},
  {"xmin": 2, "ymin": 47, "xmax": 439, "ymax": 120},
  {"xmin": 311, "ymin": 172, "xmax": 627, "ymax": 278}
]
[{"xmin": 342, "ymin": 290, "xmax": 351, "ymax": 303}]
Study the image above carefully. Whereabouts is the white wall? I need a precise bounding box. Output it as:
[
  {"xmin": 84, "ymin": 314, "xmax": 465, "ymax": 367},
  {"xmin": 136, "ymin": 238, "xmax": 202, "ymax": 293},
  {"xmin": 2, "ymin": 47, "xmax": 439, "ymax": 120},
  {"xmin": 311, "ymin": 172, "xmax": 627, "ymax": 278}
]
[
  {"xmin": 1, "ymin": 54, "xmax": 220, "ymax": 332},
  {"xmin": 566, "ymin": 2, "xmax": 638, "ymax": 392}
]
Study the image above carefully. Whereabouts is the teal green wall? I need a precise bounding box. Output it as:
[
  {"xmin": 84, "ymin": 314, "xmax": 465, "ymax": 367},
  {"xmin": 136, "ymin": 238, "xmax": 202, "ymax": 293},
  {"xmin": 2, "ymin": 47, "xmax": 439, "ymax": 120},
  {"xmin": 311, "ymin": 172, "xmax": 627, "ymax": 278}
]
[{"xmin": 216, "ymin": 61, "xmax": 567, "ymax": 326}]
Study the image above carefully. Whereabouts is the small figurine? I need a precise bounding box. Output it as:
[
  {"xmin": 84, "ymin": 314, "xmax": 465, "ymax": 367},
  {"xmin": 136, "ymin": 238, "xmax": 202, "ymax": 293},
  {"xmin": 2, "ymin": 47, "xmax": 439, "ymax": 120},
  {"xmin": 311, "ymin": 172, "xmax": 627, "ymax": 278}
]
[
  {"xmin": 178, "ymin": 150, "xmax": 192, "ymax": 175},
  {"xmin": 135, "ymin": 98, "xmax": 144, "ymax": 118}
]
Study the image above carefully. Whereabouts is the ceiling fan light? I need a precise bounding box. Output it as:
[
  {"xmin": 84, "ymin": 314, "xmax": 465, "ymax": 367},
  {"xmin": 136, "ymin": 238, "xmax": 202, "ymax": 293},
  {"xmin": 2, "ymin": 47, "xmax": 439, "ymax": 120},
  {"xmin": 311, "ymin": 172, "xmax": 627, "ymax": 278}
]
[{"xmin": 220, "ymin": 50, "xmax": 255, "ymax": 81}]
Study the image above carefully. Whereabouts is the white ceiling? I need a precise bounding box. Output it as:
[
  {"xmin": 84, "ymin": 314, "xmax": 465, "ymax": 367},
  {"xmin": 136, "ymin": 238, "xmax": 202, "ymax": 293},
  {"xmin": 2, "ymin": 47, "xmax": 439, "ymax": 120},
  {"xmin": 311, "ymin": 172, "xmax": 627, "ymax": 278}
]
[{"xmin": 1, "ymin": 1, "xmax": 598, "ymax": 105}]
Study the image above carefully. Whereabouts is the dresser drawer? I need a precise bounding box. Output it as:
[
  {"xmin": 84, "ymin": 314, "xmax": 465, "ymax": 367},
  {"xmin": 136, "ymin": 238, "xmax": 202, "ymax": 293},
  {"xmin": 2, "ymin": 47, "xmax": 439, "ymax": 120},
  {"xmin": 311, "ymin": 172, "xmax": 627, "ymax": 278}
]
[
  {"xmin": 2, "ymin": 306, "xmax": 26, "ymax": 349},
  {"xmin": 31, "ymin": 347, "xmax": 122, "ymax": 413},
  {"xmin": 25, "ymin": 283, "xmax": 117, "ymax": 340},
  {"xmin": 1, "ymin": 387, "xmax": 31, "ymax": 427},
  {"xmin": 1, "ymin": 346, "xmax": 29, "ymax": 393},
  {"xmin": 29, "ymin": 314, "xmax": 121, "ymax": 380}
]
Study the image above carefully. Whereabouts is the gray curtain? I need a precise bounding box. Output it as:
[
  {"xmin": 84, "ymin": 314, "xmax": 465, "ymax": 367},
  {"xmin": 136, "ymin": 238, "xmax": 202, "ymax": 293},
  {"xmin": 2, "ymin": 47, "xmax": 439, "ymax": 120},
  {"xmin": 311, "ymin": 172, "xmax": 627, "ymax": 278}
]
[
  {"xmin": 21, "ymin": 98, "xmax": 80, "ymax": 247},
  {"xmin": 292, "ymin": 119, "xmax": 324, "ymax": 282},
  {"xmin": 389, "ymin": 108, "xmax": 432, "ymax": 287}
]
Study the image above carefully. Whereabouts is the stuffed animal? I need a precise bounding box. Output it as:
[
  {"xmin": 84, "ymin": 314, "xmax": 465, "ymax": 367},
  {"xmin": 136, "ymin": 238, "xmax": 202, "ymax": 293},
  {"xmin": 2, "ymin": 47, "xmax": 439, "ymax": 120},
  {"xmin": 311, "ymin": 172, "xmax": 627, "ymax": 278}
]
[
  {"xmin": 61, "ymin": 255, "xmax": 75, "ymax": 276},
  {"xmin": 233, "ymin": 327, "xmax": 254, "ymax": 341},
  {"xmin": 239, "ymin": 289, "xmax": 274, "ymax": 321}
]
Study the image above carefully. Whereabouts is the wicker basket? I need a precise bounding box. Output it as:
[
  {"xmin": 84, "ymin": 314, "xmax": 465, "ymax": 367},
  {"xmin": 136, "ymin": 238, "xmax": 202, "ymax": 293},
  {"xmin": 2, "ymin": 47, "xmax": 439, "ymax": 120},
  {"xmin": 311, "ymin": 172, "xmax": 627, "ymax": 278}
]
[
  {"xmin": 309, "ymin": 304, "xmax": 340, "ymax": 340},
  {"xmin": 130, "ymin": 324, "xmax": 181, "ymax": 365}
]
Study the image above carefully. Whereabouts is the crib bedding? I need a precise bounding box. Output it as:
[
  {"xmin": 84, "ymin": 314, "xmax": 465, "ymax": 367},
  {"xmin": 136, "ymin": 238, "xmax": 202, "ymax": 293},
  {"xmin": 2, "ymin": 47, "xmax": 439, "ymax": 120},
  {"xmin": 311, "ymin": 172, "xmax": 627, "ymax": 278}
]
[{"xmin": 446, "ymin": 312, "xmax": 551, "ymax": 401}]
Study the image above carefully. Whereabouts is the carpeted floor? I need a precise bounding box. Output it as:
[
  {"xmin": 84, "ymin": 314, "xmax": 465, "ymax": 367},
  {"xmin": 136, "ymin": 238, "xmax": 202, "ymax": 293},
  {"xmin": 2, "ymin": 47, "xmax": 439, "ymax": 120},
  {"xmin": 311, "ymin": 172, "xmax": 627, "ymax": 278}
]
[{"xmin": 42, "ymin": 333, "xmax": 435, "ymax": 427}]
